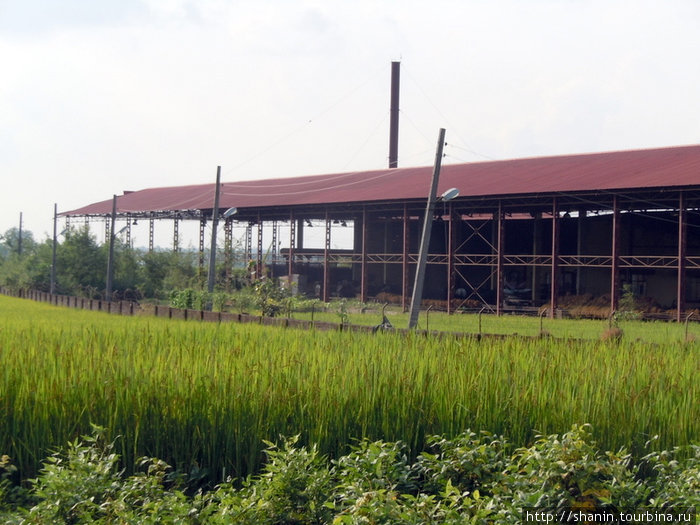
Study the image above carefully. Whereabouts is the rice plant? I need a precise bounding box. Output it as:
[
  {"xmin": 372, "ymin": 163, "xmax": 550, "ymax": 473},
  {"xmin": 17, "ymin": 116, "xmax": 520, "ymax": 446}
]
[{"xmin": 0, "ymin": 295, "xmax": 697, "ymax": 485}]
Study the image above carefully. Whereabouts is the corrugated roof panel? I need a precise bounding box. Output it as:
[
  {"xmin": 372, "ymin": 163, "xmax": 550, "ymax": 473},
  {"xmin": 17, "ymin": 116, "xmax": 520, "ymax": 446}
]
[{"xmin": 62, "ymin": 144, "xmax": 700, "ymax": 216}]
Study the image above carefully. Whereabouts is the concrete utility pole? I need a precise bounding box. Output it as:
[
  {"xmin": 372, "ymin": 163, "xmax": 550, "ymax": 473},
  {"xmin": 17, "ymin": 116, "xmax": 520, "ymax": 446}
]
[
  {"xmin": 207, "ymin": 166, "xmax": 222, "ymax": 296},
  {"xmin": 408, "ymin": 128, "xmax": 446, "ymax": 329},
  {"xmin": 18, "ymin": 212, "xmax": 23, "ymax": 255},
  {"xmin": 105, "ymin": 195, "xmax": 117, "ymax": 301},
  {"xmin": 50, "ymin": 204, "xmax": 57, "ymax": 295}
]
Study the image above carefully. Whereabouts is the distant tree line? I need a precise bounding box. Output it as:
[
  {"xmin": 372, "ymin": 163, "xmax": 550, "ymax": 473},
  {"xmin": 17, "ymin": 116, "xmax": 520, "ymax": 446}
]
[{"xmin": 0, "ymin": 226, "xmax": 238, "ymax": 301}]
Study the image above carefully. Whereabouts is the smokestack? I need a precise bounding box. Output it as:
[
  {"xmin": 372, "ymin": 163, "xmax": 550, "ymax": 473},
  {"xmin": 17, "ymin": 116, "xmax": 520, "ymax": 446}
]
[{"xmin": 389, "ymin": 61, "xmax": 400, "ymax": 168}]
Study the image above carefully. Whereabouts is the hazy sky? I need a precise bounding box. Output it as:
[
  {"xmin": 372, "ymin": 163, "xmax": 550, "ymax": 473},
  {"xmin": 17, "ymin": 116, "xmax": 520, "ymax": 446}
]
[{"xmin": 2, "ymin": 0, "xmax": 699, "ymax": 246}]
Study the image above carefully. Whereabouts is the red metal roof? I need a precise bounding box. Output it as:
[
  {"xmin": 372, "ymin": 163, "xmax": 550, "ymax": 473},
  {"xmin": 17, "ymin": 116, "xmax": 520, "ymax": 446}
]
[{"xmin": 63, "ymin": 144, "xmax": 700, "ymax": 216}]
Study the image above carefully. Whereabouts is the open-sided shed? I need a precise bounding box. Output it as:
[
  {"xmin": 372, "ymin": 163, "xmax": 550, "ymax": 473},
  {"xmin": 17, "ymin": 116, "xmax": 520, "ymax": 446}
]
[{"xmin": 63, "ymin": 144, "xmax": 700, "ymax": 319}]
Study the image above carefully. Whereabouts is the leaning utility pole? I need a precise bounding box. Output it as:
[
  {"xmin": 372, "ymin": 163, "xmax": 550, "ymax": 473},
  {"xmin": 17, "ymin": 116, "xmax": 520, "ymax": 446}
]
[
  {"xmin": 207, "ymin": 166, "xmax": 222, "ymax": 296},
  {"xmin": 105, "ymin": 195, "xmax": 117, "ymax": 301},
  {"xmin": 18, "ymin": 212, "xmax": 23, "ymax": 255},
  {"xmin": 408, "ymin": 128, "xmax": 446, "ymax": 329},
  {"xmin": 50, "ymin": 204, "xmax": 57, "ymax": 295}
]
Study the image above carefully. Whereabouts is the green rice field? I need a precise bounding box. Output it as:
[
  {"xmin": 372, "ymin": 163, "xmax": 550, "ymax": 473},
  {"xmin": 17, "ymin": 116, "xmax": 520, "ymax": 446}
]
[{"xmin": 0, "ymin": 295, "xmax": 697, "ymax": 484}]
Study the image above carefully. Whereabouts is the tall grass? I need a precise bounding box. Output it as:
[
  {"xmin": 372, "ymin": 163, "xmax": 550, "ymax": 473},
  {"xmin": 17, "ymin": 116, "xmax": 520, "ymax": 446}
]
[{"xmin": 0, "ymin": 295, "xmax": 697, "ymax": 484}]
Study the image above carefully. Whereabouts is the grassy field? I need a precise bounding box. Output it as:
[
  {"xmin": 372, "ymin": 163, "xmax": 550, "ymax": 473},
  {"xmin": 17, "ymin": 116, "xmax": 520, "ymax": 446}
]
[
  {"xmin": 0, "ymin": 295, "xmax": 697, "ymax": 485},
  {"xmin": 292, "ymin": 303, "xmax": 697, "ymax": 343}
]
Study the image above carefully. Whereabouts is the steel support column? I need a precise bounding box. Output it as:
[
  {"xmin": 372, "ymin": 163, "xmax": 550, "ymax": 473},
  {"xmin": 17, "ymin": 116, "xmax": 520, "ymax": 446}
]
[
  {"xmin": 361, "ymin": 207, "xmax": 368, "ymax": 303},
  {"xmin": 550, "ymin": 197, "xmax": 559, "ymax": 318},
  {"xmin": 495, "ymin": 202, "xmax": 504, "ymax": 316},
  {"xmin": 677, "ymin": 191, "xmax": 687, "ymax": 322},
  {"xmin": 245, "ymin": 224, "xmax": 252, "ymax": 264},
  {"xmin": 323, "ymin": 211, "xmax": 331, "ymax": 303},
  {"xmin": 224, "ymin": 218, "xmax": 233, "ymax": 288},
  {"xmin": 148, "ymin": 218, "xmax": 154, "ymax": 252},
  {"xmin": 288, "ymin": 211, "xmax": 295, "ymax": 278},
  {"xmin": 447, "ymin": 202, "xmax": 456, "ymax": 314},
  {"xmin": 610, "ymin": 196, "xmax": 620, "ymax": 314},
  {"xmin": 402, "ymin": 204, "xmax": 409, "ymax": 312},
  {"xmin": 531, "ymin": 212, "xmax": 540, "ymax": 304},
  {"xmin": 198, "ymin": 218, "xmax": 206, "ymax": 276},
  {"xmin": 256, "ymin": 213, "xmax": 263, "ymax": 279},
  {"xmin": 125, "ymin": 217, "xmax": 131, "ymax": 248},
  {"xmin": 173, "ymin": 218, "xmax": 180, "ymax": 253}
]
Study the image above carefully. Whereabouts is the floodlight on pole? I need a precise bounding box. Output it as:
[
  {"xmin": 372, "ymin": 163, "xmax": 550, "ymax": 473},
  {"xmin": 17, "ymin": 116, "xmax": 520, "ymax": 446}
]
[
  {"xmin": 440, "ymin": 188, "xmax": 460, "ymax": 201},
  {"xmin": 223, "ymin": 207, "xmax": 238, "ymax": 218}
]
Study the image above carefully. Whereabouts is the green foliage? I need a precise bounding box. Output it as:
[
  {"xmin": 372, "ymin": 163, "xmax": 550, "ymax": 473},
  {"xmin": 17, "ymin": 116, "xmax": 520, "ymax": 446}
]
[
  {"xmin": 252, "ymin": 276, "xmax": 290, "ymax": 317},
  {"xmin": 1, "ymin": 426, "xmax": 698, "ymax": 523},
  {"xmin": 169, "ymin": 288, "xmax": 210, "ymax": 310}
]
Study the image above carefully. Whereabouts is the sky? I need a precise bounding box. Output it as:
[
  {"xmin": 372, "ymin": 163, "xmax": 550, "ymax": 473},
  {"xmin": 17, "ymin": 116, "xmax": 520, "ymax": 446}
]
[{"xmin": 1, "ymin": 0, "xmax": 699, "ymax": 248}]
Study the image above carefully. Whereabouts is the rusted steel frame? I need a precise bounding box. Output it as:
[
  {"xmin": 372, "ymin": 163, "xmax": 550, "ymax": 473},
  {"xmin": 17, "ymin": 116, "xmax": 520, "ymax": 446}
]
[
  {"xmin": 244, "ymin": 224, "xmax": 251, "ymax": 263},
  {"xmin": 198, "ymin": 217, "xmax": 206, "ymax": 275},
  {"xmin": 224, "ymin": 218, "xmax": 233, "ymax": 285},
  {"xmin": 610, "ymin": 195, "xmax": 620, "ymax": 314},
  {"xmin": 323, "ymin": 210, "xmax": 331, "ymax": 303},
  {"xmin": 361, "ymin": 207, "xmax": 368, "ymax": 303},
  {"xmin": 549, "ymin": 197, "xmax": 559, "ymax": 318},
  {"xmin": 454, "ymin": 266, "xmax": 494, "ymax": 307},
  {"xmin": 447, "ymin": 202, "xmax": 456, "ymax": 314},
  {"xmin": 148, "ymin": 218, "xmax": 154, "ymax": 252},
  {"xmin": 173, "ymin": 218, "xmax": 179, "ymax": 253},
  {"xmin": 495, "ymin": 201, "xmax": 504, "ymax": 316},
  {"xmin": 288, "ymin": 210, "xmax": 295, "ymax": 277},
  {"xmin": 402, "ymin": 204, "xmax": 409, "ymax": 311},
  {"xmin": 125, "ymin": 217, "xmax": 131, "ymax": 248},
  {"xmin": 677, "ymin": 191, "xmax": 687, "ymax": 322},
  {"xmin": 459, "ymin": 219, "xmax": 496, "ymax": 252},
  {"xmin": 256, "ymin": 212, "xmax": 263, "ymax": 279}
]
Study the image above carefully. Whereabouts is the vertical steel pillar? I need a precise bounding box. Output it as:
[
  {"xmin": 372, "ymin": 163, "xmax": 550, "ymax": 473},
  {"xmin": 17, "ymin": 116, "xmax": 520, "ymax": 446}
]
[
  {"xmin": 361, "ymin": 207, "xmax": 368, "ymax": 303},
  {"xmin": 402, "ymin": 204, "xmax": 409, "ymax": 312},
  {"xmin": 148, "ymin": 218, "xmax": 154, "ymax": 252},
  {"xmin": 104, "ymin": 217, "xmax": 110, "ymax": 244},
  {"xmin": 245, "ymin": 224, "xmax": 252, "ymax": 263},
  {"xmin": 576, "ymin": 209, "xmax": 586, "ymax": 294},
  {"xmin": 173, "ymin": 218, "xmax": 180, "ymax": 253},
  {"xmin": 198, "ymin": 217, "xmax": 206, "ymax": 276},
  {"xmin": 531, "ymin": 212, "xmax": 540, "ymax": 304},
  {"xmin": 288, "ymin": 211, "xmax": 295, "ymax": 278},
  {"xmin": 125, "ymin": 217, "xmax": 132, "ymax": 249},
  {"xmin": 610, "ymin": 196, "xmax": 620, "ymax": 314},
  {"xmin": 495, "ymin": 202, "xmax": 504, "ymax": 315},
  {"xmin": 550, "ymin": 197, "xmax": 559, "ymax": 318},
  {"xmin": 271, "ymin": 220, "xmax": 278, "ymax": 261},
  {"xmin": 447, "ymin": 202, "xmax": 456, "ymax": 314},
  {"xmin": 323, "ymin": 211, "xmax": 331, "ymax": 303},
  {"xmin": 256, "ymin": 213, "xmax": 263, "ymax": 279},
  {"xmin": 224, "ymin": 218, "xmax": 233, "ymax": 287},
  {"xmin": 677, "ymin": 191, "xmax": 687, "ymax": 322}
]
